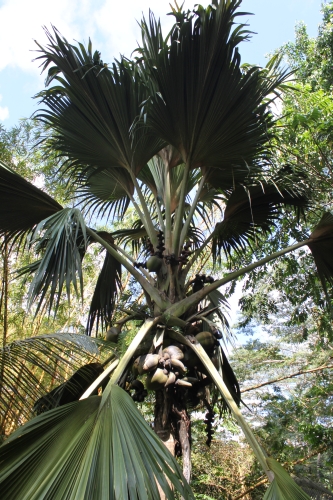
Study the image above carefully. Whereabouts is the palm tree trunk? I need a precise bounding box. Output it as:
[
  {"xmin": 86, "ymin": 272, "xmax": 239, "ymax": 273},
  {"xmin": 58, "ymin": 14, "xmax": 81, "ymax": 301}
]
[
  {"xmin": 154, "ymin": 389, "xmax": 175, "ymax": 500},
  {"xmin": 154, "ymin": 389, "xmax": 175, "ymax": 455}
]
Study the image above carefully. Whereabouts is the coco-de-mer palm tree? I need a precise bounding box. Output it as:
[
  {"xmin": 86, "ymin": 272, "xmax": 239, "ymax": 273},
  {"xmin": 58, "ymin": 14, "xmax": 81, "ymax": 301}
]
[{"xmin": 0, "ymin": 1, "xmax": 330, "ymax": 498}]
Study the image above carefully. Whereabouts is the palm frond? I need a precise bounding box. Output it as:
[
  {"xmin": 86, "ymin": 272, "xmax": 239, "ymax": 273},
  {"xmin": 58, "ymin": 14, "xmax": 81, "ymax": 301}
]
[
  {"xmin": 205, "ymin": 289, "xmax": 231, "ymax": 341},
  {"xmin": 0, "ymin": 333, "xmax": 115, "ymax": 436},
  {"xmin": 20, "ymin": 208, "xmax": 87, "ymax": 315},
  {"xmin": 34, "ymin": 29, "xmax": 165, "ymax": 190},
  {"xmin": 112, "ymin": 220, "xmax": 148, "ymax": 256},
  {"xmin": 0, "ymin": 386, "xmax": 193, "ymax": 499},
  {"xmin": 212, "ymin": 180, "xmax": 308, "ymax": 261},
  {"xmin": 194, "ymin": 185, "xmax": 224, "ymax": 228},
  {"xmin": 0, "ymin": 161, "xmax": 62, "ymax": 247},
  {"xmin": 217, "ymin": 346, "xmax": 241, "ymax": 408},
  {"xmin": 139, "ymin": 2, "xmax": 290, "ymax": 181},
  {"xmin": 263, "ymin": 458, "xmax": 311, "ymax": 500},
  {"xmin": 75, "ymin": 167, "xmax": 133, "ymax": 220},
  {"xmin": 33, "ymin": 362, "xmax": 108, "ymax": 415},
  {"xmin": 86, "ymin": 250, "xmax": 122, "ymax": 335},
  {"xmin": 308, "ymin": 212, "xmax": 333, "ymax": 294}
]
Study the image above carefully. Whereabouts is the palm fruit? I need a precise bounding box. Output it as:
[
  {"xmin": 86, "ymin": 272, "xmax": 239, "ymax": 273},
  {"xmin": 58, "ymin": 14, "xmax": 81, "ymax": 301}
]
[
  {"xmin": 146, "ymin": 368, "xmax": 168, "ymax": 390},
  {"xmin": 176, "ymin": 379, "xmax": 192, "ymax": 387},
  {"xmin": 133, "ymin": 354, "xmax": 159, "ymax": 375},
  {"xmin": 195, "ymin": 331, "xmax": 216, "ymax": 351},
  {"xmin": 164, "ymin": 372, "xmax": 176, "ymax": 386},
  {"xmin": 142, "ymin": 354, "xmax": 160, "ymax": 372},
  {"xmin": 146, "ymin": 255, "xmax": 163, "ymax": 273},
  {"xmin": 162, "ymin": 346, "xmax": 184, "ymax": 360},
  {"xmin": 132, "ymin": 356, "xmax": 141, "ymax": 376},
  {"xmin": 170, "ymin": 358, "xmax": 186, "ymax": 373},
  {"xmin": 105, "ymin": 326, "xmax": 121, "ymax": 343}
]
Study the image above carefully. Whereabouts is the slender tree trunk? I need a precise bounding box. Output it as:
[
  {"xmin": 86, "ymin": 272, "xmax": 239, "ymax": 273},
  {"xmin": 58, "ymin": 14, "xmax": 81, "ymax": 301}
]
[
  {"xmin": 154, "ymin": 389, "xmax": 176, "ymax": 500},
  {"xmin": 173, "ymin": 403, "xmax": 191, "ymax": 487},
  {"xmin": 154, "ymin": 387, "xmax": 193, "ymax": 499},
  {"xmin": 154, "ymin": 389, "xmax": 175, "ymax": 455}
]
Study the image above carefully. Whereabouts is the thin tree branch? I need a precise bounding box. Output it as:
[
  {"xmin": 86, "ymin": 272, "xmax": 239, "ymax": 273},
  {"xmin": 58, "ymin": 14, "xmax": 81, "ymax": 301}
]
[
  {"xmin": 182, "ymin": 232, "xmax": 213, "ymax": 278},
  {"xmin": 233, "ymin": 478, "xmax": 268, "ymax": 500},
  {"xmin": 154, "ymin": 194, "xmax": 166, "ymax": 233},
  {"xmin": 242, "ymin": 364, "xmax": 333, "ymax": 393}
]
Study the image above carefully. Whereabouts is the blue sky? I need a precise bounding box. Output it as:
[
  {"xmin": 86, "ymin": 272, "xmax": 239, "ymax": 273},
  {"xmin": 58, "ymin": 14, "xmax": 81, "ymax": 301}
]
[{"xmin": 0, "ymin": 0, "xmax": 323, "ymax": 128}]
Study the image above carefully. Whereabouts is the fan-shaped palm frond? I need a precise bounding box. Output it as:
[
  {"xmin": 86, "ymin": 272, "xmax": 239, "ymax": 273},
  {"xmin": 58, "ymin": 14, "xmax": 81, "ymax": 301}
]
[
  {"xmin": 0, "ymin": 161, "xmax": 62, "ymax": 247},
  {"xmin": 205, "ymin": 289, "xmax": 231, "ymax": 341},
  {"xmin": 195, "ymin": 186, "xmax": 223, "ymax": 227},
  {"xmin": 138, "ymin": 2, "xmax": 289, "ymax": 178},
  {"xmin": 112, "ymin": 220, "xmax": 148, "ymax": 256},
  {"xmin": 212, "ymin": 179, "xmax": 308, "ymax": 260},
  {"xmin": 0, "ymin": 386, "xmax": 193, "ymax": 500},
  {"xmin": 33, "ymin": 362, "xmax": 108, "ymax": 415},
  {"xmin": 86, "ymin": 250, "xmax": 122, "ymax": 335},
  {"xmin": 0, "ymin": 333, "xmax": 115, "ymax": 436},
  {"xmin": 19, "ymin": 208, "xmax": 87, "ymax": 315},
  {"xmin": 75, "ymin": 167, "xmax": 133, "ymax": 221},
  {"xmin": 35, "ymin": 29, "xmax": 165, "ymax": 186},
  {"xmin": 308, "ymin": 212, "xmax": 333, "ymax": 294}
]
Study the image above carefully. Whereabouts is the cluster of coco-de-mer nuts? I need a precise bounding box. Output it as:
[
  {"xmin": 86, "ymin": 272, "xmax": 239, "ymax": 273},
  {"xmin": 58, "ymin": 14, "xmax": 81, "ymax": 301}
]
[{"xmin": 132, "ymin": 345, "xmax": 200, "ymax": 391}]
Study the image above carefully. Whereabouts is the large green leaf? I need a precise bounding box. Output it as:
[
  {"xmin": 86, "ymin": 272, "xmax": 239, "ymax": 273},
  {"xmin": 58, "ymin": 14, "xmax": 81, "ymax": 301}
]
[
  {"xmin": 0, "ymin": 386, "xmax": 193, "ymax": 499},
  {"xmin": 212, "ymin": 177, "xmax": 308, "ymax": 260},
  {"xmin": 0, "ymin": 161, "xmax": 62, "ymax": 246},
  {"xmin": 139, "ymin": 1, "xmax": 289, "ymax": 180},
  {"xmin": 20, "ymin": 208, "xmax": 88, "ymax": 315},
  {"xmin": 263, "ymin": 458, "xmax": 311, "ymax": 500},
  {"xmin": 206, "ymin": 289, "xmax": 230, "ymax": 332},
  {"xmin": 112, "ymin": 219, "xmax": 148, "ymax": 256},
  {"xmin": 86, "ymin": 249, "xmax": 122, "ymax": 335},
  {"xmin": 35, "ymin": 30, "xmax": 165, "ymax": 187},
  {"xmin": 0, "ymin": 333, "xmax": 114, "ymax": 436},
  {"xmin": 76, "ymin": 167, "xmax": 133, "ymax": 220}
]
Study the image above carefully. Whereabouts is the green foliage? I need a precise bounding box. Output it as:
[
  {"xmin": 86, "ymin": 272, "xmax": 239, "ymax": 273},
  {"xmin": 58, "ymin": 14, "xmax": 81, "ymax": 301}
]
[
  {"xmin": 0, "ymin": 386, "xmax": 193, "ymax": 500},
  {"xmin": 281, "ymin": 2, "xmax": 333, "ymax": 91},
  {"xmin": 2, "ymin": 1, "xmax": 333, "ymax": 498}
]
